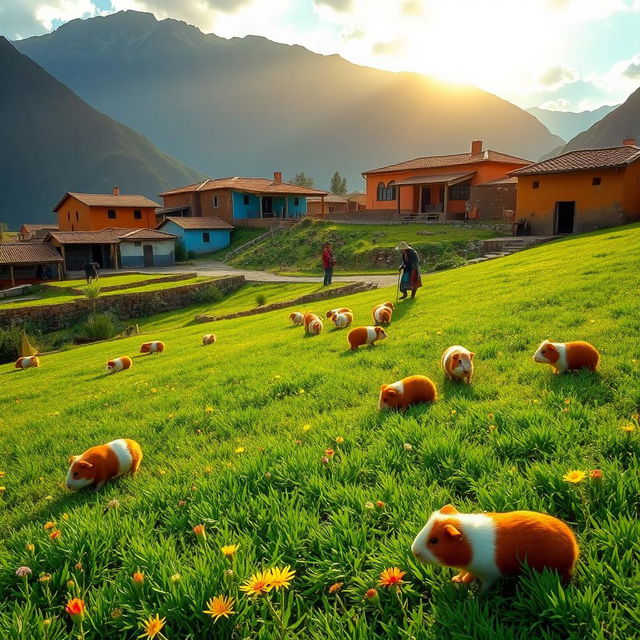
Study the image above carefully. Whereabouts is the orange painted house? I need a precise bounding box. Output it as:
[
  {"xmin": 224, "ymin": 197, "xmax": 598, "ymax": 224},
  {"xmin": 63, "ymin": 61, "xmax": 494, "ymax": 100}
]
[
  {"xmin": 362, "ymin": 141, "xmax": 530, "ymax": 218},
  {"xmin": 53, "ymin": 187, "xmax": 160, "ymax": 231},
  {"xmin": 511, "ymin": 141, "xmax": 640, "ymax": 235}
]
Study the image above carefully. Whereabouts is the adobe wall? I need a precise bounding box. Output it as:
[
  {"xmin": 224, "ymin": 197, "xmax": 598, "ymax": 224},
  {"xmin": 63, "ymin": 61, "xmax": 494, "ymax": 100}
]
[{"xmin": 469, "ymin": 183, "xmax": 517, "ymax": 219}]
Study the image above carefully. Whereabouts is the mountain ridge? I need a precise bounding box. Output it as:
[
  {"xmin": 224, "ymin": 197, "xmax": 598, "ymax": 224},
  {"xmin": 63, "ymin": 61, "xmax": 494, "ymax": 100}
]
[{"xmin": 526, "ymin": 104, "xmax": 618, "ymax": 142}]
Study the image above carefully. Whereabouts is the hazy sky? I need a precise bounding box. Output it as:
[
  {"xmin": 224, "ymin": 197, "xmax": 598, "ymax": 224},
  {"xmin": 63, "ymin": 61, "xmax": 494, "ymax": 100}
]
[{"xmin": 3, "ymin": 0, "xmax": 640, "ymax": 111}]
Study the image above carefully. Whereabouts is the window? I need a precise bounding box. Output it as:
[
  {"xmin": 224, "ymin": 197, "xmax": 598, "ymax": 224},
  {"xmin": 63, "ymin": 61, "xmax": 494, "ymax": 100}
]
[
  {"xmin": 448, "ymin": 181, "xmax": 471, "ymax": 201},
  {"xmin": 67, "ymin": 212, "xmax": 70, "ymax": 221},
  {"xmin": 243, "ymin": 195, "xmax": 250, "ymax": 206},
  {"xmin": 134, "ymin": 241, "xmax": 141, "ymax": 247},
  {"xmin": 532, "ymin": 181, "xmax": 540, "ymax": 189},
  {"xmin": 203, "ymin": 232, "xmax": 210, "ymax": 243},
  {"xmin": 108, "ymin": 209, "xmax": 116, "ymax": 219},
  {"xmin": 377, "ymin": 181, "xmax": 396, "ymax": 201},
  {"xmin": 377, "ymin": 182, "xmax": 386, "ymax": 201},
  {"xmin": 212, "ymin": 195, "xmax": 219, "ymax": 208},
  {"xmin": 592, "ymin": 177, "xmax": 601, "ymax": 186},
  {"xmin": 75, "ymin": 211, "xmax": 79, "ymax": 221},
  {"xmin": 294, "ymin": 197, "xmax": 300, "ymax": 206},
  {"xmin": 387, "ymin": 181, "xmax": 396, "ymax": 201},
  {"xmin": 134, "ymin": 209, "xmax": 142, "ymax": 219}
]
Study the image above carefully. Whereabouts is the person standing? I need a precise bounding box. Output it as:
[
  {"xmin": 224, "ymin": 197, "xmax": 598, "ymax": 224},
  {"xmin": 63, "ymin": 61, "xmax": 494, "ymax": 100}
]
[
  {"xmin": 396, "ymin": 241, "xmax": 422, "ymax": 299},
  {"xmin": 322, "ymin": 242, "xmax": 336, "ymax": 286}
]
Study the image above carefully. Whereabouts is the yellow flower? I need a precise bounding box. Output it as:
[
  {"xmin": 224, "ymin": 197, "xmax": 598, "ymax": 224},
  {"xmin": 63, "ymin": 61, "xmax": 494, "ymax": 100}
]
[
  {"xmin": 26, "ymin": 543, "xmax": 35, "ymax": 553},
  {"xmin": 298, "ymin": 388, "xmax": 305, "ymax": 394},
  {"xmin": 267, "ymin": 566, "xmax": 296, "ymax": 590},
  {"xmin": 378, "ymin": 567, "xmax": 407, "ymax": 588},
  {"xmin": 204, "ymin": 466, "xmax": 213, "ymax": 475},
  {"xmin": 170, "ymin": 573, "xmax": 181, "ymax": 583},
  {"xmin": 221, "ymin": 544, "xmax": 239, "ymax": 557},
  {"xmin": 0, "ymin": 471, "xmax": 5, "ymax": 478},
  {"xmin": 234, "ymin": 447, "xmax": 245, "ymax": 454},
  {"xmin": 488, "ymin": 425, "xmax": 497, "ymax": 432},
  {"xmin": 302, "ymin": 424, "xmax": 311, "ymax": 432},
  {"xmin": 621, "ymin": 425, "xmax": 636, "ymax": 433},
  {"xmin": 450, "ymin": 409, "xmax": 457, "ymax": 415},
  {"xmin": 239, "ymin": 570, "xmax": 273, "ymax": 597},
  {"xmin": 111, "ymin": 608, "xmax": 123, "ymax": 619},
  {"xmin": 0, "ymin": 487, "xmax": 5, "ymax": 493},
  {"xmin": 205, "ymin": 406, "xmax": 214, "ymax": 413},
  {"xmin": 62, "ymin": 513, "xmax": 69, "ymax": 520},
  {"xmin": 138, "ymin": 614, "xmax": 166, "ymax": 639},
  {"xmin": 563, "ymin": 470, "xmax": 586, "ymax": 484},
  {"xmin": 487, "ymin": 413, "xmax": 494, "ymax": 419},
  {"xmin": 335, "ymin": 436, "xmax": 344, "ymax": 444},
  {"xmin": 203, "ymin": 595, "xmax": 235, "ymax": 622},
  {"xmin": 43, "ymin": 521, "xmax": 55, "ymax": 530}
]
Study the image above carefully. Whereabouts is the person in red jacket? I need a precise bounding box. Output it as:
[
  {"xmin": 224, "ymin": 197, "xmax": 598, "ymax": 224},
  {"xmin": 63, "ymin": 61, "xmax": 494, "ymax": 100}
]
[{"xmin": 322, "ymin": 242, "xmax": 336, "ymax": 285}]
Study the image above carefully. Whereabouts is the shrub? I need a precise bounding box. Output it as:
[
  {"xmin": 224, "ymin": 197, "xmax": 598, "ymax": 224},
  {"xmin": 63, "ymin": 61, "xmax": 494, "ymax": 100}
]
[
  {"xmin": 80, "ymin": 313, "xmax": 117, "ymax": 340},
  {"xmin": 175, "ymin": 241, "xmax": 187, "ymax": 262},
  {"xmin": 189, "ymin": 284, "xmax": 223, "ymax": 305},
  {"xmin": 187, "ymin": 250, "xmax": 197, "ymax": 260},
  {"xmin": 82, "ymin": 283, "xmax": 102, "ymax": 300},
  {"xmin": 256, "ymin": 293, "xmax": 267, "ymax": 307},
  {"xmin": 0, "ymin": 324, "xmax": 23, "ymax": 364}
]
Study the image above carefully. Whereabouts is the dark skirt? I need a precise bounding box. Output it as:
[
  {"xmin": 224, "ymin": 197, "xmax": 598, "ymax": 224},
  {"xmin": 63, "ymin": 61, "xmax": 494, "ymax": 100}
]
[{"xmin": 400, "ymin": 267, "xmax": 422, "ymax": 290}]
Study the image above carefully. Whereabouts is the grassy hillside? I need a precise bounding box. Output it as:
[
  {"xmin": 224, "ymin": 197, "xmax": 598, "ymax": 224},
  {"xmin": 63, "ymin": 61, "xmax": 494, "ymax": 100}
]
[
  {"xmin": 229, "ymin": 220, "xmax": 501, "ymax": 274},
  {"xmin": 0, "ymin": 225, "xmax": 638, "ymax": 639}
]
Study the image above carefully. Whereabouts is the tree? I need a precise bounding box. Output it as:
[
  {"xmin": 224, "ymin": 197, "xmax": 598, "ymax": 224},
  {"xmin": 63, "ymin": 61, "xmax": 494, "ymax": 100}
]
[
  {"xmin": 290, "ymin": 172, "xmax": 315, "ymax": 188},
  {"xmin": 0, "ymin": 222, "xmax": 9, "ymax": 243},
  {"xmin": 330, "ymin": 171, "xmax": 347, "ymax": 195}
]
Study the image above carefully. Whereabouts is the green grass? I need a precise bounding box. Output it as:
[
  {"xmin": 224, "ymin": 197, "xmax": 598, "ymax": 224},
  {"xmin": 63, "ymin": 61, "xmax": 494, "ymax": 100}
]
[
  {"xmin": 190, "ymin": 227, "xmax": 270, "ymax": 262},
  {"xmin": 229, "ymin": 220, "xmax": 501, "ymax": 274},
  {"xmin": 46, "ymin": 274, "xmax": 168, "ymax": 290},
  {"xmin": 0, "ymin": 224, "xmax": 638, "ymax": 639}
]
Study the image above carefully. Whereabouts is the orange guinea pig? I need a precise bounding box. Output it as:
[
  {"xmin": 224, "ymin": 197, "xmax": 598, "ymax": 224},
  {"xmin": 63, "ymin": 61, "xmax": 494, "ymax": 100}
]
[
  {"xmin": 326, "ymin": 307, "xmax": 351, "ymax": 319},
  {"xmin": 106, "ymin": 356, "xmax": 133, "ymax": 373},
  {"xmin": 140, "ymin": 341, "xmax": 165, "ymax": 354},
  {"xmin": 304, "ymin": 312, "xmax": 323, "ymax": 335},
  {"xmin": 347, "ymin": 326, "xmax": 387, "ymax": 350},
  {"xmin": 289, "ymin": 312, "xmax": 305, "ymax": 326},
  {"xmin": 411, "ymin": 504, "xmax": 579, "ymax": 594},
  {"xmin": 372, "ymin": 302, "xmax": 393, "ymax": 324},
  {"xmin": 441, "ymin": 345, "xmax": 475, "ymax": 383},
  {"xmin": 15, "ymin": 356, "xmax": 40, "ymax": 369},
  {"xmin": 66, "ymin": 438, "xmax": 143, "ymax": 491},
  {"xmin": 379, "ymin": 375, "xmax": 437, "ymax": 410},
  {"xmin": 331, "ymin": 311, "xmax": 353, "ymax": 329},
  {"xmin": 533, "ymin": 340, "xmax": 600, "ymax": 374},
  {"xmin": 202, "ymin": 334, "xmax": 217, "ymax": 345}
]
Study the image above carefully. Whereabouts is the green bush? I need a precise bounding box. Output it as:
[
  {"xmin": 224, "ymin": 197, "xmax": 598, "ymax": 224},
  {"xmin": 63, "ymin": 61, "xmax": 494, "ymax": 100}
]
[
  {"xmin": 80, "ymin": 313, "xmax": 117, "ymax": 340},
  {"xmin": 187, "ymin": 250, "xmax": 197, "ymax": 260},
  {"xmin": 0, "ymin": 324, "xmax": 23, "ymax": 364},
  {"xmin": 256, "ymin": 293, "xmax": 267, "ymax": 307},
  {"xmin": 189, "ymin": 284, "xmax": 223, "ymax": 305},
  {"xmin": 175, "ymin": 241, "xmax": 187, "ymax": 262}
]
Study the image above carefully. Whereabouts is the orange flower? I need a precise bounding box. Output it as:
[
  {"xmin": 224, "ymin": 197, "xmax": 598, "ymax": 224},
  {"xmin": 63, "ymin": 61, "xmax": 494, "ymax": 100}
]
[
  {"xmin": 325, "ymin": 448, "xmax": 335, "ymax": 457},
  {"xmin": 193, "ymin": 524, "xmax": 207, "ymax": 545},
  {"xmin": 43, "ymin": 521, "xmax": 55, "ymax": 530},
  {"xmin": 203, "ymin": 595, "xmax": 235, "ymax": 622},
  {"xmin": 590, "ymin": 469, "xmax": 603, "ymax": 479},
  {"xmin": 239, "ymin": 570, "xmax": 272, "ymax": 597},
  {"xmin": 378, "ymin": 567, "xmax": 406, "ymax": 588},
  {"xmin": 49, "ymin": 530, "xmax": 61, "ymax": 541},
  {"xmin": 65, "ymin": 598, "xmax": 85, "ymax": 624},
  {"xmin": 376, "ymin": 500, "xmax": 385, "ymax": 508},
  {"xmin": 132, "ymin": 571, "xmax": 145, "ymax": 586},
  {"xmin": 364, "ymin": 588, "xmax": 378, "ymax": 599},
  {"xmin": 138, "ymin": 614, "xmax": 166, "ymax": 639},
  {"xmin": 328, "ymin": 582, "xmax": 343, "ymax": 594}
]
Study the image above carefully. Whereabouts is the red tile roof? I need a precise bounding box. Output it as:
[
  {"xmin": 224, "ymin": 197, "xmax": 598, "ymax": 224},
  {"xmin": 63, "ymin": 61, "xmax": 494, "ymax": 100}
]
[
  {"xmin": 46, "ymin": 228, "xmax": 176, "ymax": 244},
  {"xmin": 394, "ymin": 172, "xmax": 475, "ymax": 186},
  {"xmin": 476, "ymin": 176, "xmax": 518, "ymax": 185},
  {"xmin": 157, "ymin": 216, "xmax": 234, "ymax": 231},
  {"xmin": 0, "ymin": 243, "xmax": 63, "ymax": 265},
  {"xmin": 53, "ymin": 192, "xmax": 161, "ymax": 211},
  {"xmin": 160, "ymin": 177, "xmax": 328, "ymax": 197},
  {"xmin": 363, "ymin": 150, "xmax": 531, "ymax": 175},
  {"xmin": 20, "ymin": 223, "xmax": 59, "ymax": 232}
]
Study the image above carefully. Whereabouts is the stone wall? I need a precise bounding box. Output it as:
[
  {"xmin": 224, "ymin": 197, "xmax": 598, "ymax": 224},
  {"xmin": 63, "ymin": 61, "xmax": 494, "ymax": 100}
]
[
  {"xmin": 469, "ymin": 183, "xmax": 517, "ymax": 220},
  {"xmin": 0, "ymin": 276, "xmax": 245, "ymax": 331}
]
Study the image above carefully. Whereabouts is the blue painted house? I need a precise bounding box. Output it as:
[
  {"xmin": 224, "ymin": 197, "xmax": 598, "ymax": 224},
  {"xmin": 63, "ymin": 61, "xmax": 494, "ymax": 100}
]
[{"xmin": 156, "ymin": 217, "xmax": 234, "ymax": 254}]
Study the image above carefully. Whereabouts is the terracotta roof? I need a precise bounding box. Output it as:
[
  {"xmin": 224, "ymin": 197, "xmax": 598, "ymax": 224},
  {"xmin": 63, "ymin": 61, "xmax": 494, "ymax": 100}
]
[
  {"xmin": 363, "ymin": 150, "xmax": 531, "ymax": 175},
  {"xmin": 394, "ymin": 172, "xmax": 475, "ymax": 186},
  {"xmin": 20, "ymin": 223, "xmax": 59, "ymax": 232},
  {"xmin": 53, "ymin": 192, "xmax": 161, "ymax": 211},
  {"xmin": 511, "ymin": 145, "xmax": 640, "ymax": 176},
  {"xmin": 157, "ymin": 216, "xmax": 233, "ymax": 231},
  {"xmin": 475, "ymin": 176, "xmax": 518, "ymax": 185},
  {"xmin": 119, "ymin": 228, "xmax": 178, "ymax": 241},
  {"xmin": 46, "ymin": 228, "xmax": 176, "ymax": 244},
  {"xmin": 0, "ymin": 243, "xmax": 63, "ymax": 265},
  {"xmin": 307, "ymin": 195, "xmax": 349, "ymax": 203},
  {"xmin": 160, "ymin": 177, "xmax": 328, "ymax": 197}
]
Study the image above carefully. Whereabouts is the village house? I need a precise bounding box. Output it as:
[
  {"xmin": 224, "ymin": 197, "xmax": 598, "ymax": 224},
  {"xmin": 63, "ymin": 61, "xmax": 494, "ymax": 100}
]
[
  {"xmin": 17, "ymin": 223, "xmax": 59, "ymax": 242},
  {"xmin": 158, "ymin": 173, "xmax": 329, "ymax": 226},
  {"xmin": 510, "ymin": 140, "xmax": 640, "ymax": 235},
  {"xmin": 53, "ymin": 188, "xmax": 160, "ymax": 231},
  {"xmin": 362, "ymin": 141, "xmax": 530, "ymax": 219},
  {"xmin": 306, "ymin": 193, "xmax": 366, "ymax": 215},
  {"xmin": 156, "ymin": 216, "xmax": 234, "ymax": 254},
  {"xmin": 0, "ymin": 243, "xmax": 64, "ymax": 288}
]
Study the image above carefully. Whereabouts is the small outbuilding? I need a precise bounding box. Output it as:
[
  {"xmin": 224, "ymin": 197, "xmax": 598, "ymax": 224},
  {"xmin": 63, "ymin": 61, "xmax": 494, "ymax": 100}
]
[
  {"xmin": 156, "ymin": 216, "xmax": 234, "ymax": 254},
  {"xmin": 17, "ymin": 223, "xmax": 59, "ymax": 242},
  {"xmin": 0, "ymin": 243, "xmax": 64, "ymax": 288}
]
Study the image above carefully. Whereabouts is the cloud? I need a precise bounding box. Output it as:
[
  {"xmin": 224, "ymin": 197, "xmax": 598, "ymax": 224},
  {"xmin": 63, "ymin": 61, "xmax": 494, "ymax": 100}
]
[
  {"xmin": 372, "ymin": 39, "xmax": 406, "ymax": 56},
  {"xmin": 540, "ymin": 98, "xmax": 572, "ymax": 111},
  {"xmin": 538, "ymin": 65, "xmax": 580, "ymax": 91},
  {"xmin": 623, "ymin": 60, "xmax": 640, "ymax": 79},
  {"xmin": 313, "ymin": 0, "xmax": 353, "ymax": 12}
]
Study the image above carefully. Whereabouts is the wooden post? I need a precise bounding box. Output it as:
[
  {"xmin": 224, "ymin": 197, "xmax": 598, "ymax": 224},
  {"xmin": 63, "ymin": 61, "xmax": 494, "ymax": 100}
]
[
  {"xmin": 283, "ymin": 196, "xmax": 288, "ymax": 219},
  {"xmin": 259, "ymin": 196, "xmax": 263, "ymax": 219},
  {"xmin": 396, "ymin": 185, "xmax": 401, "ymax": 215},
  {"xmin": 9, "ymin": 264, "xmax": 15, "ymax": 288},
  {"xmin": 321, "ymin": 196, "xmax": 325, "ymax": 218},
  {"xmin": 443, "ymin": 182, "xmax": 449, "ymax": 220}
]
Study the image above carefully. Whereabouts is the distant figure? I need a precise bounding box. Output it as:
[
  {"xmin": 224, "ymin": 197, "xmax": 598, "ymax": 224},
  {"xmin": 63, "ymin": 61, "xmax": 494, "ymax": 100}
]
[
  {"xmin": 84, "ymin": 261, "xmax": 100, "ymax": 284},
  {"xmin": 396, "ymin": 241, "xmax": 422, "ymax": 299},
  {"xmin": 43, "ymin": 265, "xmax": 51, "ymax": 282},
  {"xmin": 322, "ymin": 242, "xmax": 336, "ymax": 286}
]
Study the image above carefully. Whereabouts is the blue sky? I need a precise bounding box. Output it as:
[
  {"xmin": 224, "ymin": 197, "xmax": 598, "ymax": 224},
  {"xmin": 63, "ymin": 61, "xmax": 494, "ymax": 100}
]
[{"xmin": 2, "ymin": 0, "xmax": 640, "ymax": 112}]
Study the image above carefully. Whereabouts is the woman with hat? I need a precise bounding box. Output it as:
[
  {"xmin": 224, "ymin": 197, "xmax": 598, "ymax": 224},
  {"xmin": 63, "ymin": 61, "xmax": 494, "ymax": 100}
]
[{"xmin": 396, "ymin": 241, "xmax": 422, "ymax": 299}]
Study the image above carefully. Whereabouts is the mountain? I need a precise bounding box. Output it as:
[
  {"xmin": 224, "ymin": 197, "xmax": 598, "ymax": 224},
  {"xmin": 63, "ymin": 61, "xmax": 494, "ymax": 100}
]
[
  {"xmin": 552, "ymin": 86, "xmax": 640, "ymax": 155},
  {"xmin": 0, "ymin": 37, "xmax": 204, "ymax": 229},
  {"xmin": 526, "ymin": 104, "xmax": 618, "ymax": 141},
  {"xmin": 14, "ymin": 11, "xmax": 563, "ymax": 193}
]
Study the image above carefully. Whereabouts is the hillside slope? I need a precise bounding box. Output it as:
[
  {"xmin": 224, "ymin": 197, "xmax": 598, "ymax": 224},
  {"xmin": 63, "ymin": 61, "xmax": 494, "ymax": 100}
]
[
  {"xmin": 0, "ymin": 37, "xmax": 204, "ymax": 228},
  {"xmin": 526, "ymin": 104, "xmax": 617, "ymax": 140},
  {"xmin": 0, "ymin": 224, "xmax": 638, "ymax": 638},
  {"xmin": 15, "ymin": 11, "xmax": 563, "ymax": 190}
]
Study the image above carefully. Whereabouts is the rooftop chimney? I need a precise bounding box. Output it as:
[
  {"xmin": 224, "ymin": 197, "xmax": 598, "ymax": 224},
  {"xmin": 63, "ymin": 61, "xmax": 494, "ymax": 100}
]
[
  {"xmin": 273, "ymin": 171, "xmax": 282, "ymax": 184},
  {"xmin": 622, "ymin": 137, "xmax": 636, "ymax": 147},
  {"xmin": 471, "ymin": 140, "xmax": 483, "ymax": 155},
  {"xmin": 112, "ymin": 186, "xmax": 120, "ymax": 196}
]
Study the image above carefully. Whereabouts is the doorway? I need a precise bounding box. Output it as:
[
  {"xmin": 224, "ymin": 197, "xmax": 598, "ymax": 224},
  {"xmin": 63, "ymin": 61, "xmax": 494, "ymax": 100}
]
[
  {"xmin": 261, "ymin": 197, "xmax": 273, "ymax": 217},
  {"xmin": 420, "ymin": 187, "xmax": 431, "ymax": 213},
  {"xmin": 143, "ymin": 244, "xmax": 154, "ymax": 267},
  {"xmin": 555, "ymin": 201, "xmax": 575, "ymax": 234}
]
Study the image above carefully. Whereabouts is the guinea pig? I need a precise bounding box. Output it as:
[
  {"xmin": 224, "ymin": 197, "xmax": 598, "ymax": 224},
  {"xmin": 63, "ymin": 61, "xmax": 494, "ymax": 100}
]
[
  {"xmin": 15, "ymin": 356, "xmax": 40, "ymax": 369},
  {"xmin": 106, "ymin": 356, "xmax": 133, "ymax": 374},
  {"xmin": 533, "ymin": 340, "xmax": 600, "ymax": 374},
  {"xmin": 202, "ymin": 334, "xmax": 217, "ymax": 345},
  {"xmin": 379, "ymin": 375, "xmax": 437, "ymax": 410},
  {"xmin": 326, "ymin": 307, "xmax": 351, "ymax": 319},
  {"xmin": 372, "ymin": 302, "xmax": 393, "ymax": 324},
  {"xmin": 331, "ymin": 311, "xmax": 353, "ymax": 329},
  {"xmin": 66, "ymin": 438, "xmax": 143, "ymax": 491},
  {"xmin": 442, "ymin": 345, "xmax": 475, "ymax": 383},
  {"xmin": 304, "ymin": 312, "xmax": 323, "ymax": 335},
  {"xmin": 347, "ymin": 326, "xmax": 387, "ymax": 350},
  {"xmin": 289, "ymin": 312, "xmax": 305, "ymax": 326},
  {"xmin": 411, "ymin": 504, "xmax": 579, "ymax": 594},
  {"xmin": 140, "ymin": 341, "xmax": 165, "ymax": 354}
]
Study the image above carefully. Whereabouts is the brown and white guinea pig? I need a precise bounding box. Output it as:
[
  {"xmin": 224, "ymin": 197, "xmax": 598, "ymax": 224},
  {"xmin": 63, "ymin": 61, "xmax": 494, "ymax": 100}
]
[
  {"xmin": 331, "ymin": 311, "xmax": 353, "ymax": 329},
  {"xmin": 411, "ymin": 504, "xmax": 579, "ymax": 594},
  {"xmin": 66, "ymin": 438, "xmax": 143, "ymax": 491},
  {"xmin": 304, "ymin": 312, "xmax": 323, "ymax": 335},
  {"xmin": 15, "ymin": 356, "xmax": 40, "ymax": 369},
  {"xmin": 372, "ymin": 302, "xmax": 393, "ymax": 324},
  {"xmin": 289, "ymin": 312, "xmax": 305, "ymax": 326},
  {"xmin": 533, "ymin": 340, "xmax": 600, "ymax": 374},
  {"xmin": 326, "ymin": 307, "xmax": 351, "ymax": 319},
  {"xmin": 106, "ymin": 356, "xmax": 133, "ymax": 374},
  {"xmin": 140, "ymin": 341, "xmax": 165, "ymax": 354},
  {"xmin": 379, "ymin": 375, "xmax": 437, "ymax": 410},
  {"xmin": 202, "ymin": 334, "xmax": 217, "ymax": 346},
  {"xmin": 442, "ymin": 345, "xmax": 475, "ymax": 383},
  {"xmin": 347, "ymin": 326, "xmax": 387, "ymax": 350}
]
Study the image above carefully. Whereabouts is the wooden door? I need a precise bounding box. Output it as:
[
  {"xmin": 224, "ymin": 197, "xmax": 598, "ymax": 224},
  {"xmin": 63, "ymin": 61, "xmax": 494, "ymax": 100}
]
[{"xmin": 143, "ymin": 244, "xmax": 154, "ymax": 267}]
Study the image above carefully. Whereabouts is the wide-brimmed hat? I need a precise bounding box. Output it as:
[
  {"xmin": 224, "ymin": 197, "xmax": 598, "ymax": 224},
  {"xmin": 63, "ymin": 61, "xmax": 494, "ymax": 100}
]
[{"xmin": 395, "ymin": 241, "xmax": 410, "ymax": 250}]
